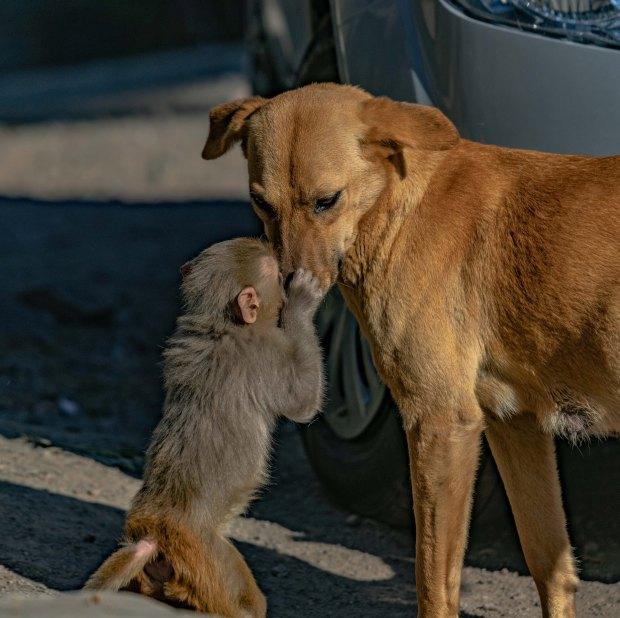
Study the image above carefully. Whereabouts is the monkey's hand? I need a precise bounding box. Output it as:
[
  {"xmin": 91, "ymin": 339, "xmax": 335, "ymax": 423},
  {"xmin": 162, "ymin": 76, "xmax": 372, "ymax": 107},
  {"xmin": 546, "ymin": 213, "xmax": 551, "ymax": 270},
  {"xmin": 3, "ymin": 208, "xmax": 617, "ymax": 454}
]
[
  {"xmin": 277, "ymin": 269, "xmax": 325, "ymax": 423},
  {"xmin": 284, "ymin": 269, "xmax": 324, "ymax": 321}
]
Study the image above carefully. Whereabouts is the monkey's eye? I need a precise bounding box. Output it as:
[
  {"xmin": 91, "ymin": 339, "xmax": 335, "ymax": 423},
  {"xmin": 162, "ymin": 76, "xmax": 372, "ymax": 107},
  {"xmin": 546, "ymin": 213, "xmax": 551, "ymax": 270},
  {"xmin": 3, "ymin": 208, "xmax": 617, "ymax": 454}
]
[
  {"xmin": 250, "ymin": 192, "xmax": 276, "ymax": 219},
  {"xmin": 314, "ymin": 191, "xmax": 341, "ymax": 214}
]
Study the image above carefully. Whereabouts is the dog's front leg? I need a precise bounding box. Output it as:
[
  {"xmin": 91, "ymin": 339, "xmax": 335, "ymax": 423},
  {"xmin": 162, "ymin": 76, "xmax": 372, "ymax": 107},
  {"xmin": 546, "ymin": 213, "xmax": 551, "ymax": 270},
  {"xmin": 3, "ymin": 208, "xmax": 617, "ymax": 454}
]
[
  {"xmin": 485, "ymin": 413, "xmax": 577, "ymax": 618},
  {"xmin": 403, "ymin": 397, "xmax": 483, "ymax": 617}
]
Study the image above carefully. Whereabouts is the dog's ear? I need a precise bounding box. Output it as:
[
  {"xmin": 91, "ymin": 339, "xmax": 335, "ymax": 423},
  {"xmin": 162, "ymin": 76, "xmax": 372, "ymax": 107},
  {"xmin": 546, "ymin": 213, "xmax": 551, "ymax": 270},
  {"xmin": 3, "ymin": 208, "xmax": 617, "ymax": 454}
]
[
  {"xmin": 202, "ymin": 97, "xmax": 267, "ymax": 160},
  {"xmin": 359, "ymin": 97, "xmax": 459, "ymax": 166}
]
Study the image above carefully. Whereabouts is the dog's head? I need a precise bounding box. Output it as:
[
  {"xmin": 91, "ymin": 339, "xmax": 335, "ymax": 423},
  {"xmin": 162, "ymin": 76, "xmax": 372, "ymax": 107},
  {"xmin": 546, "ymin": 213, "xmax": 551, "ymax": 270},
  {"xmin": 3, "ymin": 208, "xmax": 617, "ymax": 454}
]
[{"xmin": 203, "ymin": 83, "xmax": 458, "ymax": 287}]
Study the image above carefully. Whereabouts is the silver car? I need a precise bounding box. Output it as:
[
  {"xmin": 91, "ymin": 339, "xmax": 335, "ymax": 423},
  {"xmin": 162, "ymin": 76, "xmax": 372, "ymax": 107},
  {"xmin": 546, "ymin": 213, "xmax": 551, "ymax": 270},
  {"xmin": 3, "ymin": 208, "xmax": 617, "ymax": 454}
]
[{"xmin": 248, "ymin": 0, "xmax": 620, "ymax": 527}]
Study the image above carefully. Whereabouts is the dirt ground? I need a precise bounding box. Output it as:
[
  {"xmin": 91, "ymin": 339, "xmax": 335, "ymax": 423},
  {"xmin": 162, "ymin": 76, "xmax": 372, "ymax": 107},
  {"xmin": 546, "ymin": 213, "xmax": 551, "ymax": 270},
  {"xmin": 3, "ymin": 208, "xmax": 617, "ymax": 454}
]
[{"xmin": 0, "ymin": 66, "xmax": 618, "ymax": 616}]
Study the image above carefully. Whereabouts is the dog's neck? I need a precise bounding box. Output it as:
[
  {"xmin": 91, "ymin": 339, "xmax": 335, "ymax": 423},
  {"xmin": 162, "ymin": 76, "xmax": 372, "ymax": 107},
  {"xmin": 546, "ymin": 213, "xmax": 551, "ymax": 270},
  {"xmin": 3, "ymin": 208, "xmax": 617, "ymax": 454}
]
[{"xmin": 340, "ymin": 148, "xmax": 449, "ymax": 297}]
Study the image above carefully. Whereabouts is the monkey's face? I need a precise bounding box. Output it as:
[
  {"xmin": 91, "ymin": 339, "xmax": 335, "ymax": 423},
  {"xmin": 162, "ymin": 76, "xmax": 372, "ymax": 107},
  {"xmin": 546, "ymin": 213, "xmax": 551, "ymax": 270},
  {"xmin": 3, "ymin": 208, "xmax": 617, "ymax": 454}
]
[{"xmin": 180, "ymin": 237, "xmax": 283, "ymax": 327}]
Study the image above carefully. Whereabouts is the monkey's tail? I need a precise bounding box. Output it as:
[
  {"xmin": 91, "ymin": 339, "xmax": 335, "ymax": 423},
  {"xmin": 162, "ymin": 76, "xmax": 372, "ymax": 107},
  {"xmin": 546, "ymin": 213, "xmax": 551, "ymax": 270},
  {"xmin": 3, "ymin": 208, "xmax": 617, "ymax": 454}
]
[{"xmin": 83, "ymin": 537, "xmax": 158, "ymax": 591}]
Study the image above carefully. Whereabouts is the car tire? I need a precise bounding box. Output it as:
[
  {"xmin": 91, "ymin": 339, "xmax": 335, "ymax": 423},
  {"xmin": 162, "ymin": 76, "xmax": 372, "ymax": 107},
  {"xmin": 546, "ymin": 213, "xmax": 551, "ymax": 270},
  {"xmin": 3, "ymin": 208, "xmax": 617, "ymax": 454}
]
[
  {"xmin": 246, "ymin": 0, "xmax": 291, "ymax": 97},
  {"xmin": 301, "ymin": 396, "xmax": 413, "ymax": 528},
  {"xmin": 295, "ymin": 10, "xmax": 339, "ymax": 87}
]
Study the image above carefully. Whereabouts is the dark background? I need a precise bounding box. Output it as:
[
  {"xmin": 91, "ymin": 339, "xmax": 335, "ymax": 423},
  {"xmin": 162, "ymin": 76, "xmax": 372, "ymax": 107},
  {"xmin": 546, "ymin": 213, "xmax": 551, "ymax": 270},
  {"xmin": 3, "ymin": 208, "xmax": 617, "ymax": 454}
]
[{"xmin": 0, "ymin": 1, "xmax": 245, "ymax": 73}]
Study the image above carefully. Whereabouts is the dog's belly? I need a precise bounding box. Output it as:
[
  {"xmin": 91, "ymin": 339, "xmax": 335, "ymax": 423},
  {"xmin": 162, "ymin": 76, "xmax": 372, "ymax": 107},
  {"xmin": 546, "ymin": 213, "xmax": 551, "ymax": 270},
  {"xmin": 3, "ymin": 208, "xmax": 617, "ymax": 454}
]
[{"xmin": 476, "ymin": 371, "xmax": 616, "ymax": 441}]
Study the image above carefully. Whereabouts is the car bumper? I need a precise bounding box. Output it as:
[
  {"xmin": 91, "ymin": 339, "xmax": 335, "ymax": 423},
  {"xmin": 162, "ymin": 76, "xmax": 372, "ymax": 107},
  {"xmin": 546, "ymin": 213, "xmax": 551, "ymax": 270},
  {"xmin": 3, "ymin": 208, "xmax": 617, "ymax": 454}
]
[{"xmin": 332, "ymin": 0, "xmax": 620, "ymax": 155}]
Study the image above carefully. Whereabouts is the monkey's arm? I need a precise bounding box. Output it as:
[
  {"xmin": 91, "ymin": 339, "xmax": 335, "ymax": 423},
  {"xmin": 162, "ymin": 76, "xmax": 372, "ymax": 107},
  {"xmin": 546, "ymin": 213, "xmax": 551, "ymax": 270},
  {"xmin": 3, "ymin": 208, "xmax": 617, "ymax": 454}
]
[{"xmin": 273, "ymin": 270, "xmax": 324, "ymax": 423}]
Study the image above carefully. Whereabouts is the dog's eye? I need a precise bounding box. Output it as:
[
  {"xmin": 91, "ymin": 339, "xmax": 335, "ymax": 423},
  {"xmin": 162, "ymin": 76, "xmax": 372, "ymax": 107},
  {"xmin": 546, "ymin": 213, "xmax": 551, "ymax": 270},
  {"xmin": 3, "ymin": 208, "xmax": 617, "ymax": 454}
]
[
  {"xmin": 314, "ymin": 191, "xmax": 341, "ymax": 214},
  {"xmin": 250, "ymin": 192, "xmax": 276, "ymax": 219}
]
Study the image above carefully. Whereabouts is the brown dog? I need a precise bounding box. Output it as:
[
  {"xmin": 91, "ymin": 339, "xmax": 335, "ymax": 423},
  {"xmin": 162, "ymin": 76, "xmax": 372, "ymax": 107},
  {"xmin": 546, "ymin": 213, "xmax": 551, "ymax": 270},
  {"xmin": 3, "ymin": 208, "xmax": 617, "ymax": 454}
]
[{"xmin": 202, "ymin": 83, "xmax": 619, "ymax": 617}]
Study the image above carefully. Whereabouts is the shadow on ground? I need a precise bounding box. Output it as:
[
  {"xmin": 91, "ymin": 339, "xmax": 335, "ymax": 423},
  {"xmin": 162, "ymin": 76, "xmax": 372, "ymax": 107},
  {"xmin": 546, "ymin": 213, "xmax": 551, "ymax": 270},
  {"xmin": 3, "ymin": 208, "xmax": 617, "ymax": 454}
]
[
  {"xmin": 0, "ymin": 481, "xmax": 124, "ymax": 590},
  {"xmin": 0, "ymin": 478, "xmax": 430, "ymax": 617},
  {"xmin": 0, "ymin": 196, "xmax": 261, "ymax": 472},
  {"xmin": 0, "ymin": 197, "xmax": 617, "ymax": 617}
]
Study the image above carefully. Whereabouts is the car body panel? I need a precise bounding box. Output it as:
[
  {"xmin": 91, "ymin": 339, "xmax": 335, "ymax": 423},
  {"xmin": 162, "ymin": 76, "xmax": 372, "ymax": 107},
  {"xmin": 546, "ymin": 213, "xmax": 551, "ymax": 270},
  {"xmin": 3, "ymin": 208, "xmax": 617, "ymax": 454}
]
[
  {"xmin": 248, "ymin": 0, "xmax": 313, "ymax": 91},
  {"xmin": 331, "ymin": 0, "xmax": 620, "ymax": 155}
]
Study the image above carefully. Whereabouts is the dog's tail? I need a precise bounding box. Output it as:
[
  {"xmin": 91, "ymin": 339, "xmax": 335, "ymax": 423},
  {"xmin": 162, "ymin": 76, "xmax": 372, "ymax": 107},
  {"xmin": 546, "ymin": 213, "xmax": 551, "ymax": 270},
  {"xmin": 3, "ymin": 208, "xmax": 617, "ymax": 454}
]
[{"xmin": 83, "ymin": 538, "xmax": 158, "ymax": 591}]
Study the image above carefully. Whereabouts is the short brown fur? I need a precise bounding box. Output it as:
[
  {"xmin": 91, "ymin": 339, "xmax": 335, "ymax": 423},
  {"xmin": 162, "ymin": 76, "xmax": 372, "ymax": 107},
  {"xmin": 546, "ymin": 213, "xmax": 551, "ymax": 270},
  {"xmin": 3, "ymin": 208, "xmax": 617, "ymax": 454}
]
[{"xmin": 203, "ymin": 84, "xmax": 619, "ymax": 617}]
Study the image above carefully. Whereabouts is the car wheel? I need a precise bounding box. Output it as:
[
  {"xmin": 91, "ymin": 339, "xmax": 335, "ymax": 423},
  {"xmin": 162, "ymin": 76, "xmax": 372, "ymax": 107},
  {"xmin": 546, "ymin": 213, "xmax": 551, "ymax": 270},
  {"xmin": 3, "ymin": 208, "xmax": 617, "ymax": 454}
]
[
  {"xmin": 246, "ymin": 0, "xmax": 292, "ymax": 97},
  {"xmin": 295, "ymin": 9, "xmax": 339, "ymax": 87},
  {"xmin": 300, "ymin": 288, "xmax": 413, "ymax": 528}
]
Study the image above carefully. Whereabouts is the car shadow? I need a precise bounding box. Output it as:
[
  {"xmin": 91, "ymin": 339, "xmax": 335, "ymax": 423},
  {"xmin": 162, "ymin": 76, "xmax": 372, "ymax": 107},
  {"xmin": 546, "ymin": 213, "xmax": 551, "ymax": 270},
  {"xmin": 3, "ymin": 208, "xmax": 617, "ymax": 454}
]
[
  {"xmin": 1, "ymin": 195, "xmax": 616, "ymax": 608},
  {"xmin": 252, "ymin": 424, "xmax": 620, "ymax": 583},
  {"xmin": 0, "ymin": 480, "xmax": 125, "ymax": 590},
  {"xmin": 0, "ymin": 196, "xmax": 261, "ymax": 474},
  {"xmin": 0, "ymin": 480, "xmax": 488, "ymax": 617}
]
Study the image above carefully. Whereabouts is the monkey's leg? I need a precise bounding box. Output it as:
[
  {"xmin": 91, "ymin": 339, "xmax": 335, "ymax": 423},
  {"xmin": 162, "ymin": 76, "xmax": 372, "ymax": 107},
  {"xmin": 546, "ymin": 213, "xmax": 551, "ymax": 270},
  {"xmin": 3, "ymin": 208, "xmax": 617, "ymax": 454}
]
[{"xmin": 485, "ymin": 413, "xmax": 577, "ymax": 618}]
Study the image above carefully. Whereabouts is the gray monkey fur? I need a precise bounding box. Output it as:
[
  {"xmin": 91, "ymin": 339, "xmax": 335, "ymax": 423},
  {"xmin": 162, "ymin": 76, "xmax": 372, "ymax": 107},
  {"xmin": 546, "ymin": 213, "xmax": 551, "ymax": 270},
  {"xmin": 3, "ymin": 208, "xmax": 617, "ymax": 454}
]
[{"xmin": 132, "ymin": 237, "xmax": 324, "ymax": 532}]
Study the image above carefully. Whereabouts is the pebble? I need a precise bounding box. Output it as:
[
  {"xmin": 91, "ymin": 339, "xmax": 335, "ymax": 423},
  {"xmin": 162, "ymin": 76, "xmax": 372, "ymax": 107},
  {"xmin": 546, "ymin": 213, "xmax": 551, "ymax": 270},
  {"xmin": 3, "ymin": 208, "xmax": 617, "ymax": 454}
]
[
  {"xmin": 271, "ymin": 564, "xmax": 289, "ymax": 577},
  {"xmin": 345, "ymin": 514, "xmax": 360, "ymax": 527},
  {"xmin": 30, "ymin": 436, "xmax": 52, "ymax": 448},
  {"xmin": 58, "ymin": 397, "xmax": 80, "ymax": 416}
]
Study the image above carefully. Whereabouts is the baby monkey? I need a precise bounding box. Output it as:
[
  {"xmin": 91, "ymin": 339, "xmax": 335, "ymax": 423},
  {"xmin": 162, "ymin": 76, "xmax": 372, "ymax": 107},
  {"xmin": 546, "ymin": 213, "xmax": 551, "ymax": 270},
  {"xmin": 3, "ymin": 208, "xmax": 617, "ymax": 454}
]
[{"xmin": 85, "ymin": 238, "xmax": 324, "ymax": 616}]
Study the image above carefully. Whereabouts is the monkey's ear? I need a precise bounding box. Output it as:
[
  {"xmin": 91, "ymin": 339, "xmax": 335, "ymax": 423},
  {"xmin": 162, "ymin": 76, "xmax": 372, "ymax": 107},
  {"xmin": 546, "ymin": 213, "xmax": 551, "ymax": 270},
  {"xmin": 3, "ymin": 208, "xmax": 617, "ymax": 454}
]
[
  {"xmin": 202, "ymin": 97, "xmax": 267, "ymax": 160},
  {"xmin": 237, "ymin": 286, "xmax": 260, "ymax": 324}
]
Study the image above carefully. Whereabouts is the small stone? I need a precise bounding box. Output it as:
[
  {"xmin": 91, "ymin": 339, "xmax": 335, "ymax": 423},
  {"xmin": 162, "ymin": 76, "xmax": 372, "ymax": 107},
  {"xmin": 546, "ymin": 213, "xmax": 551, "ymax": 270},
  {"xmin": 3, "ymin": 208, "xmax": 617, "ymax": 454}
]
[
  {"xmin": 58, "ymin": 396, "xmax": 80, "ymax": 416},
  {"xmin": 345, "ymin": 514, "xmax": 360, "ymax": 527},
  {"xmin": 271, "ymin": 564, "xmax": 289, "ymax": 577},
  {"xmin": 31, "ymin": 436, "xmax": 52, "ymax": 448}
]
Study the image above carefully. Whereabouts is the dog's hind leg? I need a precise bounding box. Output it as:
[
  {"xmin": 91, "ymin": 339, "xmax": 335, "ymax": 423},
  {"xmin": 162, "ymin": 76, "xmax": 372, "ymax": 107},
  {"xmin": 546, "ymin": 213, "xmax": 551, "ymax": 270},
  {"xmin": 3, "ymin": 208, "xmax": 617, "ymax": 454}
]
[{"xmin": 485, "ymin": 412, "xmax": 578, "ymax": 618}]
